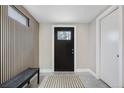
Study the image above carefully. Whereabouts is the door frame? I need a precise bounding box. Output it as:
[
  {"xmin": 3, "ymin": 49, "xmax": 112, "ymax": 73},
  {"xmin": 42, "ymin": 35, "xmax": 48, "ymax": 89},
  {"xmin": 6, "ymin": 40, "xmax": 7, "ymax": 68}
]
[
  {"xmin": 52, "ymin": 25, "xmax": 76, "ymax": 72},
  {"xmin": 96, "ymin": 5, "xmax": 123, "ymax": 87}
]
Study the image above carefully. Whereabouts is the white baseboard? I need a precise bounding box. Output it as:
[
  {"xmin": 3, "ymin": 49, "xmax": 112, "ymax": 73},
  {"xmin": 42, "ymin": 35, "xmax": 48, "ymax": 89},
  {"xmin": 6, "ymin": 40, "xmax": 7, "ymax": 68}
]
[
  {"xmin": 40, "ymin": 69, "xmax": 53, "ymax": 73},
  {"xmin": 75, "ymin": 69, "xmax": 89, "ymax": 72},
  {"xmin": 75, "ymin": 68, "xmax": 97, "ymax": 78},
  {"xmin": 88, "ymin": 69, "xmax": 97, "ymax": 78},
  {"xmin": 40, "ymin": 68, "xmax": 97, "ymax": 78}
]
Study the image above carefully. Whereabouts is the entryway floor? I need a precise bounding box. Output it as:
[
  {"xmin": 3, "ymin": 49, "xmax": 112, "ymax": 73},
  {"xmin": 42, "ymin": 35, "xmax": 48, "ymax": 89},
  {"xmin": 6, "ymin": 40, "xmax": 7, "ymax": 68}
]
[{"xmin": 27, "ymin": 72, "xmax": 110, "ymax": 88}]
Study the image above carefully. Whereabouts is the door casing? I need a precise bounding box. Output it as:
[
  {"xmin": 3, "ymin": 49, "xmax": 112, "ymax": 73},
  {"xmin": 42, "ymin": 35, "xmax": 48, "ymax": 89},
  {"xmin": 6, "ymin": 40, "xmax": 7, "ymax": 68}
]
[
  {"xmin": 52, "ymin": 25, "xmax": 76, "ymax": 72},
  {"xmin": 96, "ymin": 6, "xmax": 123, "ymax": 87}
]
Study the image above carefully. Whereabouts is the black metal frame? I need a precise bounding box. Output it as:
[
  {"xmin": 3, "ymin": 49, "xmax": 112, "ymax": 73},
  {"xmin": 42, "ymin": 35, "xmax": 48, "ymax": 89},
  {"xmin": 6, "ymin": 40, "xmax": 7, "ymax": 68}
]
[{"xmin": 0, "ymin": 68, "xmax": 40, "ymax": 88}]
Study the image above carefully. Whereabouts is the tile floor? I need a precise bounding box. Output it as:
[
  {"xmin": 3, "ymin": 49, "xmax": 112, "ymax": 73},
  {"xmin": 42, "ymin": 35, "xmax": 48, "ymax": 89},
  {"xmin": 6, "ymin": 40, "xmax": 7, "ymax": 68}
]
[{"xmin": 27, "ymin": 72, "xmax": 110, "ymax": 88}]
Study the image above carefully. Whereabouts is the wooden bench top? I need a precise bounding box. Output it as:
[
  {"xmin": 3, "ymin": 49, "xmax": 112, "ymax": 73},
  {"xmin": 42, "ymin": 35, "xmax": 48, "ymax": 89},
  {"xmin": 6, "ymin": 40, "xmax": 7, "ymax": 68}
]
[{"xmin": 0, "ymin": 68, "xmax": 39, "ymax": 88}]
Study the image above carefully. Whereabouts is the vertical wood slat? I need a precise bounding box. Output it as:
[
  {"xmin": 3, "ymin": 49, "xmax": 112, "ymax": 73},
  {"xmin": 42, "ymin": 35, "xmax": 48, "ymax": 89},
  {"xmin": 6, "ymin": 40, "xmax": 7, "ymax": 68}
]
[
  {"xmin": 3, "ymin": 6, "xmax": 5, "ymax": 82},
  {"xmin": 1, "ymin": 5, "xmax": 3, "ymax": 84},
  {"xmin": 3, "ymin": 5, "xmax": 5, "ymax": 83},
  {"xmin": 0, "ymin": 5, "xmax": 39, "ymax": 84},
  {"xmin": 2, "ymin": 5, "xmax": 4, "ymax": 83},
  {"xmin": 0, "ymin": 5, "xmax": 1, "ymax": 84},
  {"xmin": 9, "ymin": 17, "xmax": 15, "ymax": 78},
  {"xmin": 0, "ymin": 6, "xmax": 9, "ymax": 83}
]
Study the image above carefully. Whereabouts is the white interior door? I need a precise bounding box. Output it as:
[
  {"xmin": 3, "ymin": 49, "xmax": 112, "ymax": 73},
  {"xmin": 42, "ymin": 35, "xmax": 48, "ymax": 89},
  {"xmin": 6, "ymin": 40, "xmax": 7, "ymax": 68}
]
[{"xmin": 100, "ymin": 8, "xmax": 120, "ymax": 87}]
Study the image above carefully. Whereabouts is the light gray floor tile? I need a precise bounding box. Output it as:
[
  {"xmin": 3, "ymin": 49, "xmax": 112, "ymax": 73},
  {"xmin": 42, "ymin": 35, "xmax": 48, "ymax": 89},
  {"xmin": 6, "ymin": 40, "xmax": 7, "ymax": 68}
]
[
  {"xmin": 77, "ymin": 72, "xmax": 110, "ymax": 88},
  {"xmin": 27, "ymin": 72, "xmax": 110, "ymax": 88}
]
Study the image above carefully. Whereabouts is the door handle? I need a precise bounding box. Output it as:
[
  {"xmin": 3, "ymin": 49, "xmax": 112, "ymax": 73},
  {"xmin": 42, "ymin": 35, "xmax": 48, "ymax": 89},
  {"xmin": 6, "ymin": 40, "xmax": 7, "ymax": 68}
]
[
  {"xmin": 117, "ymin": 54, "xmax": 119, "ymax": 58},
  {"xmin": 72, "ymin": 49, "xmax": 74, "ymax": 55},
  {"xmin": 72, "ymin": 52, "xmax": 74, "ymax": 54}
]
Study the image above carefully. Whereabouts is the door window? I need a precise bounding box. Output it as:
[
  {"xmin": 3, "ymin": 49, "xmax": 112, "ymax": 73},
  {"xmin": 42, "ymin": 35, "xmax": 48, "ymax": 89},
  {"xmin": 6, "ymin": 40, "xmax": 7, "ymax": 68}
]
[{"xmin": 57, "ymin": 31, "xmax": 71, "ymax": 40}]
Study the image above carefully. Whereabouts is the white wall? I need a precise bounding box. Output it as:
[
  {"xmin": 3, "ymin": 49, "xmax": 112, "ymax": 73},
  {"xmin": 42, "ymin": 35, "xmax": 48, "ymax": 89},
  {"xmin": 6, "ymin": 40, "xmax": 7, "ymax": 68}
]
[
  {"xmin": 39, "ymin": 24, "xmax": 52, "ymax": 71},
  {"xmin": 122, "ymin": 5, "xmax": 124, "ymax": 87},
  {"xmin": 76, "ymin": 24, "xmax": 90, "ymax": 69},
  {"xmin": 89, "ymin": 20, "xmax": 96, "ymax": 73},
  {"xmin": 39, "ymin": 23, "xmax": 91, "ymax": 72}
]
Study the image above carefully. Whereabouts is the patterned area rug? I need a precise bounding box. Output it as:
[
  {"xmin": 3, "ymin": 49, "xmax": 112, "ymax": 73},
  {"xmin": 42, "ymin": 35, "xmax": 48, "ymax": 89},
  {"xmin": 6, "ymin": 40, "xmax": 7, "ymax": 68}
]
[{"xmin": 39, "ymin": 74, "xmax": 84, "ymax": 88}]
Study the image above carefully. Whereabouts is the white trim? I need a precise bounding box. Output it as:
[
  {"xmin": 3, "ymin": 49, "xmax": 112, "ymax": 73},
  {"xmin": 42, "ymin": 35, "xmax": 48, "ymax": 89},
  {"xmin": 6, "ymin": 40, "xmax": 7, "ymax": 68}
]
[
  {"xmin": 75, "ymin": 69, "xmax": 97, "ymax": 78},
  {"xmin": 40, "ymin": 69, "xmax": 53, "ymax": 73},
  {"xmin": 52, "ymin": 25, "xmax": 76, "ymax": 72},
  {"xmin": 119, "ymin": 6, "xmax": 124, "ymax": 87},
  {"xmin": 88, "ymin": 69, "xmax": 97, "ymax": 78},
  {"xmin": 40, "ymin": 68, "xmax": 97, "ymax": 78},
  {"xmin": 75, "ymin": 69, "xmax": 90, "ymax": 72},
  {"xmin": 96, "ymin": 5, "xmax": 123, "ymax": 87}
]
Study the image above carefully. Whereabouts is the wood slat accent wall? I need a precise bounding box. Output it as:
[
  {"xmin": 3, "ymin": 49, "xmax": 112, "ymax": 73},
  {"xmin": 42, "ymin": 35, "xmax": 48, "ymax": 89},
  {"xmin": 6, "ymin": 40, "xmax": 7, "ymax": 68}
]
[
  {"xmin": 0, "ymin": 5, "xmax": 39, "ymax": 84},
  {"xmin": 0, "ymin": 5, "xmax": 1, "ymax": 84}
]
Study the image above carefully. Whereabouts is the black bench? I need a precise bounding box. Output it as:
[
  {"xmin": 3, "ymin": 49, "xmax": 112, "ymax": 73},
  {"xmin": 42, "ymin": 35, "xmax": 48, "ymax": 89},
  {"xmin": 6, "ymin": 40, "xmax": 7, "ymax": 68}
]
[{"xmin": 0, "ymin": 68, "xmax": 40, "ymax": 88}]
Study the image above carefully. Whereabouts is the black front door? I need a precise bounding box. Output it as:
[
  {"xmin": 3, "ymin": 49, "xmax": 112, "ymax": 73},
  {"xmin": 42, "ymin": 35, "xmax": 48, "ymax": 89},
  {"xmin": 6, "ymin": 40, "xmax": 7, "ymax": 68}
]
[{"xmin": 54, "ymin": 27, "xmax": 74, "ymax": 71}]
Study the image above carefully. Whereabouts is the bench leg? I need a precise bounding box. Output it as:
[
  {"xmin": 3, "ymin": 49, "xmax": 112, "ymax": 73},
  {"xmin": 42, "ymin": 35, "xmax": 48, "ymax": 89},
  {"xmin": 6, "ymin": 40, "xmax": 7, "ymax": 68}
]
[
  {"xmin": 37, "ymin": 69, "xmax": 40, "ymax": 84},
  {"xmin": 28, "ymin": 81, "xmax": 30, "ymax": 85}
]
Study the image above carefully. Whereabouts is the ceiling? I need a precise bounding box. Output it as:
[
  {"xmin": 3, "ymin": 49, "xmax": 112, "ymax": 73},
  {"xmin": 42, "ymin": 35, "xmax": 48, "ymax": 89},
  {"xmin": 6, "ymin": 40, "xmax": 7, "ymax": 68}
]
[{"xmin": 23, "ymin": 5, "xmax": 109, "ymax": 24}]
